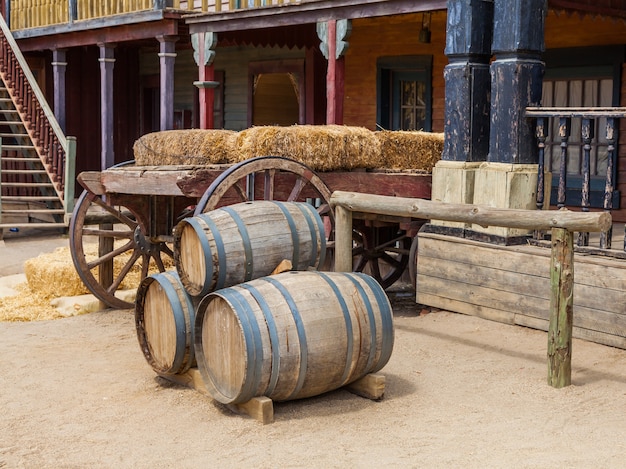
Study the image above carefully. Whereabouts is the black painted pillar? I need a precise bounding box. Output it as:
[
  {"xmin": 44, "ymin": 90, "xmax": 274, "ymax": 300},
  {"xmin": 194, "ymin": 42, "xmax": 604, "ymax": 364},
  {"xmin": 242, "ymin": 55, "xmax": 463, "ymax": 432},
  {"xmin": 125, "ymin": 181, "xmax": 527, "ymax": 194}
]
[
  {"xmin": 442, "ymin": 0, "xmax": 493, "ymax": 162},
  {"xmin": 488, "ymin": 0, "xmax": 546, "ymax": 164}
]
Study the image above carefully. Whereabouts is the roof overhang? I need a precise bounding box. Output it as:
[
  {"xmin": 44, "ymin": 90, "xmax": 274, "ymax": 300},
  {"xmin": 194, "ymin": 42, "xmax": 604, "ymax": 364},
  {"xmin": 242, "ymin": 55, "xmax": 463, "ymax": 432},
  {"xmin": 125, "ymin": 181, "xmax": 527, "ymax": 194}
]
[{"xmin": 185, "ymin": 0, "xmax": 447, "ymax": 34}]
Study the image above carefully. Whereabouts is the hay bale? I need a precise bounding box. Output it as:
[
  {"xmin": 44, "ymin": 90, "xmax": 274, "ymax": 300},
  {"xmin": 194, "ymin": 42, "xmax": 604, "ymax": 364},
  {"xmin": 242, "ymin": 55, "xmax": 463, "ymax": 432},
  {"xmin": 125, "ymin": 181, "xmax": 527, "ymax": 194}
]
[
  {"xmin": 24, "ymin": 247, "xmax": 91, "ymax": 299},
  {"xmin": 231, "ymin": 125, "xmax": 384, "ymax": 171},
  {"xmin": 0, "ymin": 245, "xmax": 173, "ymax": 322},
  {"xmin": 133, "ymin": 129, "xmax": 238, "ymax": 166},
  {"xmin": 376, "ymin": 131, "xmax": 444, "ymax": 171}
]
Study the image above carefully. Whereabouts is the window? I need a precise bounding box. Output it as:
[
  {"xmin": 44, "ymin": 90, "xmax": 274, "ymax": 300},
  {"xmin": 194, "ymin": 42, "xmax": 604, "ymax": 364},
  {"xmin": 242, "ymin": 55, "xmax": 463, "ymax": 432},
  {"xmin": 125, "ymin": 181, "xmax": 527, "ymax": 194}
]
[{"xmin": 377, "ymin": 56, "xmax": 432, "ymax": 131}]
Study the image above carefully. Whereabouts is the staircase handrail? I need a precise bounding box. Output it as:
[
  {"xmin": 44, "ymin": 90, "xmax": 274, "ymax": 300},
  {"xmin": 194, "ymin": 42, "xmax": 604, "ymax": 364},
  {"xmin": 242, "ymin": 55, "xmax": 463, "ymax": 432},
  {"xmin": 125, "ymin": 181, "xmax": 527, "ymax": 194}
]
[{"xmin": 0, "ymin": 13, "xmax": 76, "ymax": 217}]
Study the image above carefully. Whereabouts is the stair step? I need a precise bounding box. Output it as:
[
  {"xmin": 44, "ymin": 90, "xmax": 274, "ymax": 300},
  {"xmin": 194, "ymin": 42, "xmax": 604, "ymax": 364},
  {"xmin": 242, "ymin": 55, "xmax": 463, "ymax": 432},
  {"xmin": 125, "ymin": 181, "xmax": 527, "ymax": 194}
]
[
  {"xmin": 0, "ymin": 133, "xmax": 29, "ymax": 138},
  {"xmin": 0, "ymin": 121, "xmax": 25, "ymax": 126},
  {"xmin": 2, "ymin": 144, "xmax": 36, "ymax": 150},
  {"xmin": 1, "ymin": 182, "xmax": 55, "ymax": 187},
  {"xmin": 1, "ymin": 157, "xmax": 41, "ymax": 162},
  {"xmin": 0, "ymin": 222, "xmax": 67, "ymax": 229},
  {"xmin": 1, "ymin": 195, "xmax": 60, "ymax": 201},
  {"xmin": 2, "ymin": 208, "xmax": 64, "ymax": 214},
  {"xmin": 2, "ymin": 169, "xmax": 47, "ymax": 174},
  {"xmin": 0, "ymin": 109, "xmax": 19, "ymax": 114}
]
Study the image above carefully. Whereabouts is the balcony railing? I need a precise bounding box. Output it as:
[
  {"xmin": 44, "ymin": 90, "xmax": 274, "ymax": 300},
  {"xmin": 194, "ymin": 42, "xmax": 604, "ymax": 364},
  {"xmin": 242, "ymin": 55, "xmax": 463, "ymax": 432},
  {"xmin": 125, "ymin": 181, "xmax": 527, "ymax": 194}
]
[
  {"xmin": 8, "ymin": 0, "xmax": 302, "ymax": 30},
  {"xmin": 526, "ymin": 107, "xmax": 626, "ymax": 254}
]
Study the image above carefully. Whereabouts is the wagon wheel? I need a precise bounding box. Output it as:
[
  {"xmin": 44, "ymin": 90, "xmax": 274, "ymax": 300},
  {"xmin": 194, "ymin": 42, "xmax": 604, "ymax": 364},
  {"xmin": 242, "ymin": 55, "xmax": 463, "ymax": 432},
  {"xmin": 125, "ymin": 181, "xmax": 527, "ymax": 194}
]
[
  {"xmin": 352, "ymin": 225, "xmax": 411, "ymax": 289},
  {"xmin": 195, "ymin": 155, "xmax": 333, "ymax": 217},
  {"xmin": 69, "ymin": 190, "xmax": 183, "ymax": 310}
]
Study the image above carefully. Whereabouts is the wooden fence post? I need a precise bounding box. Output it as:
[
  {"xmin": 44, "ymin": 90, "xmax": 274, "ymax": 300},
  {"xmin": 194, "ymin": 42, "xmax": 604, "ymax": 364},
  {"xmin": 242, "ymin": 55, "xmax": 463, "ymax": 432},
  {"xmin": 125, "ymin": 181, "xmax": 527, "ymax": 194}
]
[
  {"xmin": 547, "ymin": 227, "xmax": 574, "ymax": 388},
  {"xmin": 334, "ymin": 204, "xmax": 352, "ymax": 273}
]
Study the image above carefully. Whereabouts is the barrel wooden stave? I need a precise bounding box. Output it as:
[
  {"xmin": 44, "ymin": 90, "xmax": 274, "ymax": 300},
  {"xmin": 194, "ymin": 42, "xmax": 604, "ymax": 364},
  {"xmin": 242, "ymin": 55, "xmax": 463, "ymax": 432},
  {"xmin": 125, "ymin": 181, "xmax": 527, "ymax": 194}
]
[
  {"xmin": 174, "ymin": 200, "xmax": 326, "ymax": 297},
  {"xmin": 135, "ymin": 271, "xmax": 197, "ymax": 375},
  {"xmin": 194, "ymin": 270, "xmax": 394, "ymax": 404}
]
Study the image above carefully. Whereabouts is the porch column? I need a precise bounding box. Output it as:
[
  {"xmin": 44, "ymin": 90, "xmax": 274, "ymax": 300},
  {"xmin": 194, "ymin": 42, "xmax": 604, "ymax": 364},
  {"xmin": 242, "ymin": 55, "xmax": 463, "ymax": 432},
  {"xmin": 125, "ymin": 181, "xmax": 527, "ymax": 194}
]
[
  {"xmin": 158, "ymin": 35, "xmax": 178, "ymax": 131},
  {"xmin": 431, "ymin": 0, "xmax": 493, "ymax": 229},
  {"xmin": 192, "ymin": 32, "xmax": 217, "ymax": 130},
  {"xmin": 472, "ymin": 0, "xmax": 546, "ymax": 238},
  {"xmin": 317, "ymin": 19, "xmax": 351, "ymax": 125},
  {"xmin": 51, "ymin": 48, "xmax": 67, "ymax": 133},
  {"xmin": 98, "ymin": 43, "xmax": 115, "ymax": 169}
]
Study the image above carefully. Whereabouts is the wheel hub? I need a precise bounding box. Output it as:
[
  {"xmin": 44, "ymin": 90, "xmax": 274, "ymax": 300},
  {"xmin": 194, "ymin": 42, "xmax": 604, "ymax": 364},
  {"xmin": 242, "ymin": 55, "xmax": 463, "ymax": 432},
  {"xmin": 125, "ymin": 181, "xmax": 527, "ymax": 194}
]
[{"xmin": 134, "ymin": 226, "xmax": 159, "ymax": 256}]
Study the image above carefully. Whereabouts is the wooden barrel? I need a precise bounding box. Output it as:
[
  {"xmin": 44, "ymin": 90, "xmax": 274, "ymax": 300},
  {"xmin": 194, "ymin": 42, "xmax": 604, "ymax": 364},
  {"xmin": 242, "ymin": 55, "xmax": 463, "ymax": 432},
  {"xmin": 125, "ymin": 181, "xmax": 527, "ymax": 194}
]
[
  {"xmin": 135, "ymin": 271, "xmax": 197, "ymax": 375},
  {"xmin": 194, "ymin": 271, "xmax": 394, "ymax": 404},
  {"xmin": 173, "ymin": 200, "xmax": 326, "ymax": 297}
]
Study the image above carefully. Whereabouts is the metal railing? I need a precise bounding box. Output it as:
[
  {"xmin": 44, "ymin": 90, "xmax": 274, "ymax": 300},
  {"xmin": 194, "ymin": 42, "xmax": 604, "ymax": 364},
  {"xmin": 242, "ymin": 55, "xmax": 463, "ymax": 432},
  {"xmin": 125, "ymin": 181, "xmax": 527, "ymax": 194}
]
[{"xmin": 526, "ymin": 107, "xmax": 626, "ymax": 252}]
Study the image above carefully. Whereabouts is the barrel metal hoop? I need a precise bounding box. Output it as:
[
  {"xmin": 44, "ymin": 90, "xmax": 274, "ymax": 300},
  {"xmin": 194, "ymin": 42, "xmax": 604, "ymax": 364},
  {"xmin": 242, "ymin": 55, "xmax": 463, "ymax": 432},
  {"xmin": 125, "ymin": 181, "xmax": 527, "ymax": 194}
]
[
  {"xmin": 216, "ymin": 288, "xmax": 264, "ymax": 404},
  {"xmin": 262, "ymin": 276, "xmax": 308, "ymax": 399},
  {"xmin": 341, "ymin": 273, "xmax": 378, "ymax": 375},
  {"xmin": 240, "ymin": 283, "xmax": 281, "ymax": 396},
  {"xmin": 154, "ymin": 272, "xmax": 190, "ymax": 374},
  {"xmin": 184, "ymin": 216, "xmax": 215, "ymax": 296},
  {"xmin": 270, "ymin": 201, "xmax": 300, "ymax": 267},
  {"xmin": 351, "ymin": 273, "xmax": 394, "ymax": 372},
  {"xmin": 220, "ymin": 206, "xmax": 254, "ymax": 282},
  {"xmin": 317, "ymin": 272, "xmax": 355, "ymax": 386},
  {"xmin": 294, "ymin": 201, "xmax": 326, "ymax": 268},
  {"xmin": 197, "ymin": 214, "xmax": 228, "ymax": 291}
]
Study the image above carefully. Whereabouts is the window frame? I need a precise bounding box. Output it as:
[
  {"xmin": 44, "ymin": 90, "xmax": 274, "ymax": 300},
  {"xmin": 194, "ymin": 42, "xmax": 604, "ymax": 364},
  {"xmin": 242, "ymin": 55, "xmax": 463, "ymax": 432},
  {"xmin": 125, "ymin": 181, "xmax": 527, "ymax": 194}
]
[{"xmin": 376, "ymin": 55, "xmax": 433, "ymax": 132}]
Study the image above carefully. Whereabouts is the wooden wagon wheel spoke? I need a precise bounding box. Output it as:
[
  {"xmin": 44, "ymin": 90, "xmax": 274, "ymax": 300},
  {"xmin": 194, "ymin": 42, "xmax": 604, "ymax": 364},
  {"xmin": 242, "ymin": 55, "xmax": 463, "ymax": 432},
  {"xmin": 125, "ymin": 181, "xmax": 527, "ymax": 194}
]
[
  {"xmin": 85, "ymin": 240, "xmax": 135, "ymax": 270},
  {"xmin": 232, "ymin": 179, "xmax": 249, "ymax": 202},
  {"xmin": 379, "ymin": 252, "xmax": 405, "ymax": 269},
  {"xmin": 70, "ymin": 188, "xmax": 159, "ymax": 310},
  {"xmin": 82, "ymin": 227, "xmax": 134, "ymax": 239},
  {"xmin": 263, "ymin": 169, "xmax": 276, "ymax": 199},
  {"xmin": 106, "ymin": 248, "xmax": 143, "ymax": 294},
  {"xmin": 90, "ymin": 196, "xmax": 138, "ymax": 228},
  {"xmin": 151, "ymin": 250, "xmax": 168, "ymax": 272},
  {"xmin": 287, "ymin": 176, "xmax": 307, "ymax": 202},
  {"xmin": 351, "ymin": 226, "xmax": 411, "ymax": 289}
]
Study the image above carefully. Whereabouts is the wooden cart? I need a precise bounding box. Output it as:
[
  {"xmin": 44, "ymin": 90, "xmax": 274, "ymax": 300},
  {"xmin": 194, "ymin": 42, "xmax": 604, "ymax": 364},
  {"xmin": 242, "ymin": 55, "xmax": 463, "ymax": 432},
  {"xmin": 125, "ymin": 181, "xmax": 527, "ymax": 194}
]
[{"xmin": 70, "ymin": 156, "xmax": 432, "ymax": 309}]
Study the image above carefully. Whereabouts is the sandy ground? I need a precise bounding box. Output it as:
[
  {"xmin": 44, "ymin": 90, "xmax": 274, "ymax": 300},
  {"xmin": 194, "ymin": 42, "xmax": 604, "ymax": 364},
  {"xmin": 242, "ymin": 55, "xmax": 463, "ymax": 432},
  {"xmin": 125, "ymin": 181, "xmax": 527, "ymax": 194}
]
[{"xmin": 2, "ymin": 231, "xmax": 626, "ymax": 468}]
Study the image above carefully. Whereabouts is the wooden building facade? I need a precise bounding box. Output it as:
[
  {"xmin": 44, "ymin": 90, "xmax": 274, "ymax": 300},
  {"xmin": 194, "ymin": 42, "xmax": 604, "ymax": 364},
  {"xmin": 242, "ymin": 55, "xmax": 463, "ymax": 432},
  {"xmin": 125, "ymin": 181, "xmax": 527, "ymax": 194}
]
[{"xmin": 1, "ymin": 1, "xmax": 624, "ymax": 222}]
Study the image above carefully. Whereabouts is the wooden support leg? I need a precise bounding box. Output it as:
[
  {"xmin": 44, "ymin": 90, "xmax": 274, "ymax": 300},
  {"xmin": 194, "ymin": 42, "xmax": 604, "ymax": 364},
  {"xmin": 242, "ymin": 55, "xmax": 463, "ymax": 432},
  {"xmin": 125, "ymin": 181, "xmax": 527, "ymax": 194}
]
[
  {"xmin": 227, "ymin": 397, "xmax": 274, "ymax": 425},
  {"xmin": 547, "ymin": 227, "xmax": 574, "ymax": 388},
  {"xmin": 345, "ymin": 373, "xmax": 386, "ymax": 400},
  {"xmin": 158, "ymin": 369, "xmax": 274, "ymax": 424}
]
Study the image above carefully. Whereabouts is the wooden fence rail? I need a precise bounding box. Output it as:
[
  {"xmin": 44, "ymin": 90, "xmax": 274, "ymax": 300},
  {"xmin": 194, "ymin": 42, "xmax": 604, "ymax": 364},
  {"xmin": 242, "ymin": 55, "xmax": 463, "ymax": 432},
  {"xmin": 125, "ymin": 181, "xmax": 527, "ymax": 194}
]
[{"xmin": 330, "ymin": 190, "xmax": 612, "ymax": 389}]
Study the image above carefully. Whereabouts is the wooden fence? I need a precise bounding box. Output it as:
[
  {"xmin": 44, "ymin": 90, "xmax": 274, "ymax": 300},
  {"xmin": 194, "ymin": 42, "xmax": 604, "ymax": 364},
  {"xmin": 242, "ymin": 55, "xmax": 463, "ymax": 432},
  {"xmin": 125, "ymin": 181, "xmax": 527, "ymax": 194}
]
[{"xmin": 330, "ymin": 190, "xmax": 612, "ymax": 389}]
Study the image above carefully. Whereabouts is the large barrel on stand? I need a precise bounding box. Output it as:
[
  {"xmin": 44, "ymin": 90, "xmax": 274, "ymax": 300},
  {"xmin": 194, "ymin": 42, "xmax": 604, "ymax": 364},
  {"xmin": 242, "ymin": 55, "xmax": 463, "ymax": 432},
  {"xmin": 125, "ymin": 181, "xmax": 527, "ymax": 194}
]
[
  {"xmin": 194, "ymin": 270, "xmax": 394, "ymax": 405},
  {"xmin": 135, "ymin": 271, "xmax": 197, "ymax": 375},
  {"xmin": 174, "ymin": 200, "xmax": 326, "ymax": 297}
]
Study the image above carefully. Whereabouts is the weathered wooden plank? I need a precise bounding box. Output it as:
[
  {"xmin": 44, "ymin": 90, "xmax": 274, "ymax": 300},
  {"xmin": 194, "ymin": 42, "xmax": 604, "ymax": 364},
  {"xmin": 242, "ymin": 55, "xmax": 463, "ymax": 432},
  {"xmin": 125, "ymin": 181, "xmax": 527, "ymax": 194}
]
[
  {"xmin": 419, "ymin": 232, "xmax": 626, "ymax": 291},
  {"xmin": 416, "ymin": 233, "xmax": 626, "ymax": 341},
  {"xmin": 418, "ymin": 249, "xmax": 626, "ymax": 315},
  {"xmin": 418, "ymin": 280, "xmax": 626, "ymax": 343},
  {"xmin": 416, "ymin": 291, "xmax": 517, "ymax": 325},
  {"xmin": 515, "ymin": 315, "xmax": 626, "ymax": 351},
  {"xmin": 331, "ymin": 191, "xmax": 612, "ymax": 232}
]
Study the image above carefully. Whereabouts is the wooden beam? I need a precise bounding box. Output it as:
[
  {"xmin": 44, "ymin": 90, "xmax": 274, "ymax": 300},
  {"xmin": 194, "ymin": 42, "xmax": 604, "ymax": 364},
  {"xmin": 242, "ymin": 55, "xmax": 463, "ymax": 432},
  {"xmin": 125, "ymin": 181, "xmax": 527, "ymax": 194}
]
[
  {"xmin": 330, "ymin": 191, "xmax": 612, "ymax": 232},
  {"xmin": 187, "ymin": 0, "xmax": 447, "ymax": 34},
  {"xmin": 14, "ymin": 18, "xmax": 179, "ymax": 51}
]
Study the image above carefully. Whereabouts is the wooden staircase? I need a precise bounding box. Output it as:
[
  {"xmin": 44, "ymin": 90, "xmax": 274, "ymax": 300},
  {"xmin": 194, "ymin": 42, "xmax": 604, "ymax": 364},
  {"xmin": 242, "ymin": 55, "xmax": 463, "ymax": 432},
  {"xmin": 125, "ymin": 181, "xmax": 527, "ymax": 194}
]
[{"xmin": 0, "ymin": 14, "xmax": 75, "ymax": 236}]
